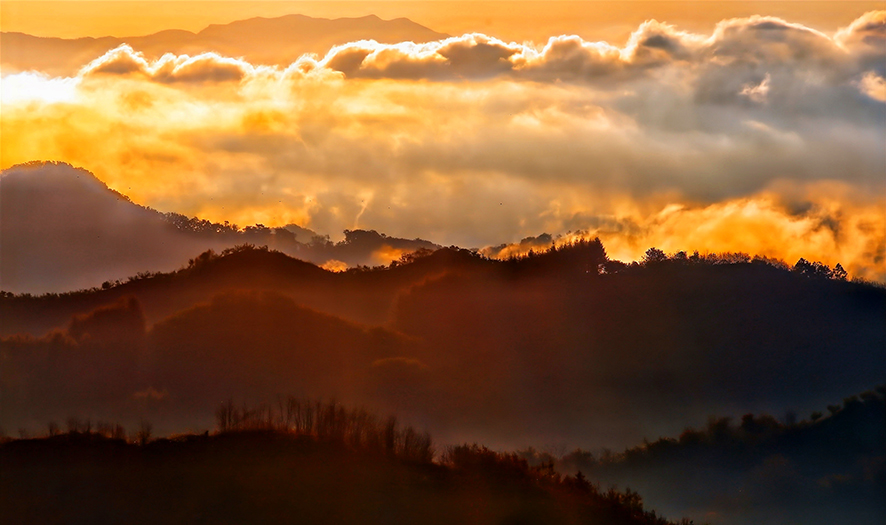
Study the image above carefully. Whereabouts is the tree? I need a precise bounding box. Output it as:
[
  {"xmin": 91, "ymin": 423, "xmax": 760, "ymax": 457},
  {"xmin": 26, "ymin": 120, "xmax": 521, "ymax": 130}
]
[
  {"xmin": 136, "ymin": 420, "xmax": 153, "ymax": 445},
  {"xmin": 793, "ymin": 258, "xmax": 833, "ymax": 279},
  {"xmin": 642, "ymin": 247, "xmax": 667, "ymax": 265},
  {"xmin": 216, "ymin": 399, "xmax": 236, "ymax": 433}
]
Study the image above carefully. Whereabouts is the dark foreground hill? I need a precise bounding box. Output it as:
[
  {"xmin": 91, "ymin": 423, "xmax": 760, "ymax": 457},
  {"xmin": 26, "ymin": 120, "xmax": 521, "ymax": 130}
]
[{"xmin": 0, "ymin": 428, "xmax": 687, "ymax": 525}]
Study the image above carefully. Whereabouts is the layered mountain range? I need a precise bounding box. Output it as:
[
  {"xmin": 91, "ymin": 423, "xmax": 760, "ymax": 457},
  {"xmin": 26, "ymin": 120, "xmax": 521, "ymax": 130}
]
[{"xmin": 3, "ymin": 183, "xmax": 883, "ymax": 452}]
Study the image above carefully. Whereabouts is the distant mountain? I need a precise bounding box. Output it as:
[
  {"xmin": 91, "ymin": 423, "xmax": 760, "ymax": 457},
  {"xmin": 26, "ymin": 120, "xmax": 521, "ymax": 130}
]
[
  {"xmin": 0, "ymin": 162, "xmax": 208, "ymax": 294},
  {"xmin": 0, "ymin": 162, "xmax": 439, "ymax": 294},
  {"xmin": 1, "ymin": 14, "xmax": 451, "ymax": 76}
]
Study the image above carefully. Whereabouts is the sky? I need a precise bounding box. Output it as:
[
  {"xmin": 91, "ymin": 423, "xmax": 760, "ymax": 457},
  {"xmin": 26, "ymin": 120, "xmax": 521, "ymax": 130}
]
[
  {"xmin": 3, "ymin": 2, "xmax": 883, "ymax": 41},
  {"xmin": 2, "ymin": 1, "xmax": 885, "ymax": 280}
]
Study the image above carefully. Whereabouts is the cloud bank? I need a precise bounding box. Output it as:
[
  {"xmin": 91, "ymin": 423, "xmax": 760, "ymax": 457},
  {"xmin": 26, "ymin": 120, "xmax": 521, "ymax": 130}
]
[{"xmin": 2, "ymin": 12, "xmax": 884, "ymax": 280}]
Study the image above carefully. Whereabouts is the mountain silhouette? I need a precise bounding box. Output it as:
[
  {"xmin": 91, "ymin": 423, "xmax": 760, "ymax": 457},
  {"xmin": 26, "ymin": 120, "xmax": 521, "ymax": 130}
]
[
  {"xmin": 0, "ymin": 162, "xmax": 439, "ymax": 294},
  {"xmin": 0, "ymin": 162, "xmax": 207, "ymax": 294},
  {"xmin": 0, "ymin": 291, "xmax": 418, "ymax": 431},
  {"xmin": 2, "ymin": 242, "xmax": 883, "ymax": 450},
  {"xmin": 1, "ymin": 14, "xmax": 451, "ymax": 76},
  {"xmin": 522, "ymin": 386, "xmax": 886, "ymax": 525},
  {"xmin": 0, "ymin": 414, "xmax": 690, "ymax": 525}
]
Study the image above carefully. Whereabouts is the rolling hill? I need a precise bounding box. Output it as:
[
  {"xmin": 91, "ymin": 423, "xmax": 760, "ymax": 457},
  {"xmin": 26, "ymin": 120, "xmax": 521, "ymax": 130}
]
[{"xmin": 2, "ymin": 241, "xmax": 883, "ymax": 451}]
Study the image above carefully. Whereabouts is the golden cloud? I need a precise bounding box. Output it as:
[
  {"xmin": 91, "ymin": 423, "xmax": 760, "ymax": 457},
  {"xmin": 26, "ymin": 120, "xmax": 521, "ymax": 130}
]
[
  {"xmin": 321, "ymin": 259, "xmax": 349, "ymax": 273},
  {"xmin": 481, "ymin": 185, "xmax": 885, "ymax": 281},
  {"xmin": 80, "ymin": 44, "xmax": 267, "ymax": 83},
  {"xmin": 858, "ymin": 71, "xmax": 886, "ymax": 102},
  {"xmin": 1, "ymin": 12, "xmax": 884, "ymax": 280}
]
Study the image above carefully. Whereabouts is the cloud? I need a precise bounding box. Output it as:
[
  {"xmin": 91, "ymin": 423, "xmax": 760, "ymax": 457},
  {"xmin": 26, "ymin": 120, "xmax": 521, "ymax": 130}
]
[
  {"xmin": 80, "ymin": 44, "xmax": 262, "ymax": 83},
  {"xmin": 858, "ymin": 71, "xmax": 886, "ymax": 101},
  {"xmin": 739, "ymin": 73, "xmax": 771, "ymax": 103},
  {"xmin": 835, "ymin": 9, "xmax": 886, "ymax": 60},
  {"xmin": 482, "ymin": 233, "xmax": 556, "ymax": 260},
  {"xmin": 133, "ymin": 386, "xmax": 169, "ymax": 402},
  {"xmin": 321, "ymin": 259, "xmax": 349, "ymax": 272},
  {"xmin": 2, "ymin": 12, "xmax": 884, "ymax": 281},
  {"xmin": 306, "ymin": 12, "xmax": 882, "ymax": 89},
  {"xmin": 66, "ymin": 11, "xmax": 880, "ymax": 87},
  {"xmin": 80, "ymin": 45, "xmax": 150, "ymax": 76},
  {"xmin": 483, "ymin": 185, "xmax": 885, "ymax": 281},
  {"xmin": 370, "ymin": 245, "xmax": 418, "ymax": 266}
]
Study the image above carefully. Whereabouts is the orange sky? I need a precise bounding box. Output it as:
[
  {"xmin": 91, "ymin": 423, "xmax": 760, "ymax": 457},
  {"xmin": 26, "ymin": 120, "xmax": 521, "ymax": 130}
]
[
  {"xmin": 2, "ymin": 2, "xmax": 885, "ymax": 279},
  {"xmin": 3, "ymin": 1, "xmax": 883, "ymax": 43}
]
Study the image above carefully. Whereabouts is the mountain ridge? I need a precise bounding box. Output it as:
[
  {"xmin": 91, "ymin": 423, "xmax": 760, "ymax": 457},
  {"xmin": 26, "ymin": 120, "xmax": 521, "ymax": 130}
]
[
  {"xmin": 2, "ymin": 241, "xmax": 883, "ymax": 450},
  {"xmin": 0, "ymin": 14, "xmax": 451, "ymax": 76},
  {"xmin": 0, "ymin": 162, "xmax": 441, "ymax": 295}
]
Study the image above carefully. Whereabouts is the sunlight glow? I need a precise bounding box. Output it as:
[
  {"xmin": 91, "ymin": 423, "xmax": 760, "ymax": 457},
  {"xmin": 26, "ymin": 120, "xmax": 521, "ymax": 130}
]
[{"xmin": 0, "ymin": 72, "xmax": 80, "ymax": 105}]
